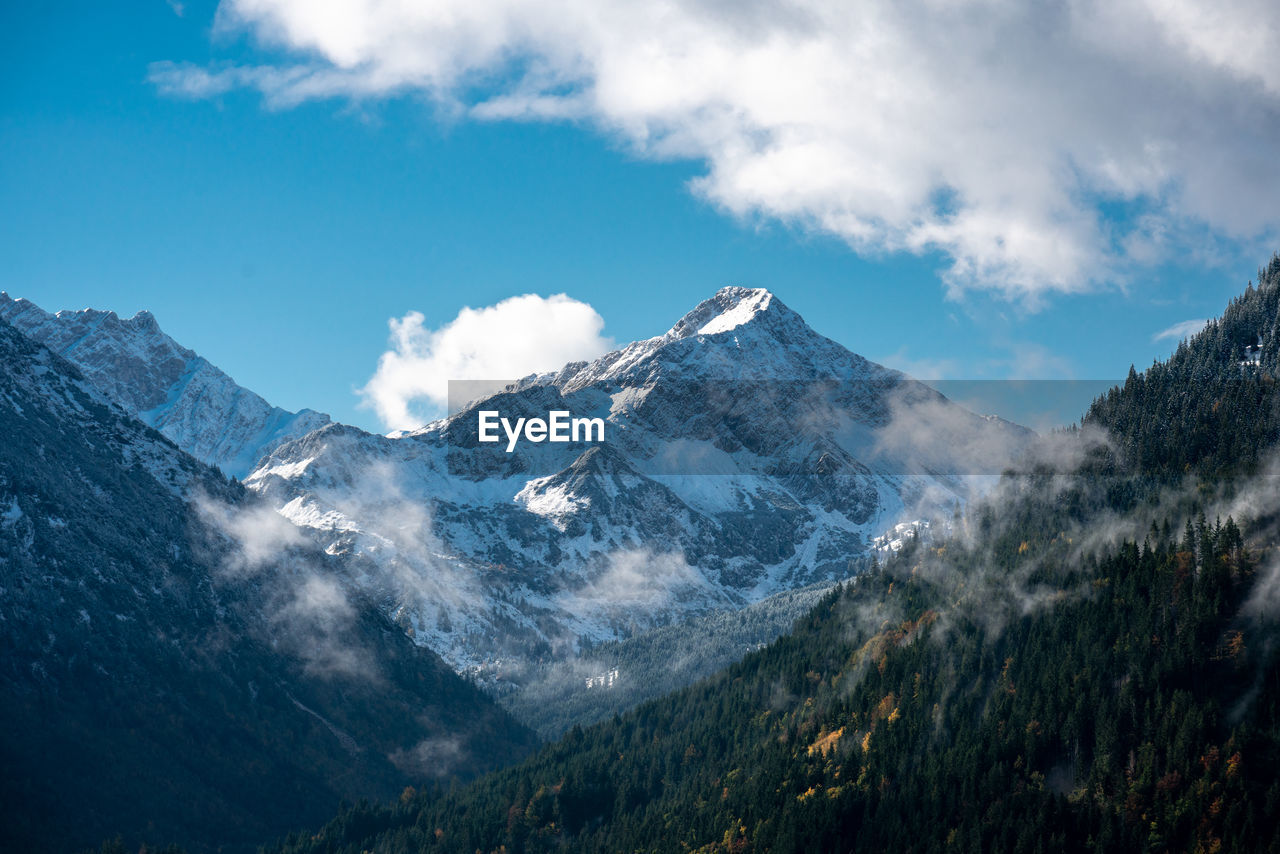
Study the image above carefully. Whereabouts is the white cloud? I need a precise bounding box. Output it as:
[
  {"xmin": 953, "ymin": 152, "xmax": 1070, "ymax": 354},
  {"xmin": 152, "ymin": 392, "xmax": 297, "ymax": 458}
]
[
  {"xmin": 153, "ymin": 0, "xmax": 1280, "ymax": 300},
  {"xmin": 1153, "ymin": 318, "xmax": 1210, "ymax": 343},
  {"xmin": 556, "ymin": 548, "xmax": 726, "ymax": 627},
  {"xmin": 194, "ymin": 493, "xmax": 381, "ymax": 681},
  {"xmin": 195, "ymin": 494, "xmax": 305, "ymax": 576},
  {"xmin": 359, "ymin": 293, "xmax": 613, "ymax": 432}
]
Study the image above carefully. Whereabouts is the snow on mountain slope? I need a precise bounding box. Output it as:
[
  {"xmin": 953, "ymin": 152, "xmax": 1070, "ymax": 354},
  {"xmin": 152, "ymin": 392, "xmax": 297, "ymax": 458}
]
[
  {"xmin": 0, "ymin": 292, "xmax": 329, "ymax": 478},
  {"xmin": 247, "ymin": 287, "xmax": 1034, "ymax": 682}
]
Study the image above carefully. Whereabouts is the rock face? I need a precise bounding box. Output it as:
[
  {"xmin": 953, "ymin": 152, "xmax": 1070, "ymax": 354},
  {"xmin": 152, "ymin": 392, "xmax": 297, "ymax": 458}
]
[
  {"xmin": 246, "ymin": 288, "xmax": 1033, "ymax": 681},
  {"xmin": 0, "ymin": 317, "xmax": 534, "ymax": 853},
  {"xmin": 0, "ymin": 292, "xmax": 329, "ymax": 478}
]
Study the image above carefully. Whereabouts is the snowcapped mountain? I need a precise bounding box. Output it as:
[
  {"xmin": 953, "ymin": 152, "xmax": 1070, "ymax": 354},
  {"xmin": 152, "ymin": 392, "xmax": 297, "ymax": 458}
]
[
  {"xmin": 0, "ymin": 292, "xmax": 329, "ymax": 478},
  {"xmin": 247, "ymin": 287, "xmax": 1033, "ymax": 680}
]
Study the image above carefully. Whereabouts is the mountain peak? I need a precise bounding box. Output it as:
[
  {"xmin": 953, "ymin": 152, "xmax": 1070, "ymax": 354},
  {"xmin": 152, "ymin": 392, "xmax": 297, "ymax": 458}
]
[
  {"xmin": 124, "ymin": 308, "xmax": 160, "ymax": 333},
  {"xmin": 666, "ymin": 287, "xmax": 787, "ymax": 340},
  {"xmin": 542, "ymin": 284, "xmax": 889, "ymax": 394}
]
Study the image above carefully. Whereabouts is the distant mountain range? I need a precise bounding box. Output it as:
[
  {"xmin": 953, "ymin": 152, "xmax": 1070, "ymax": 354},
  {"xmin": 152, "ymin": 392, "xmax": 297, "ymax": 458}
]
[{"xmin": 0, "ymin": 292, "xmax": 329, "ymax": 478}]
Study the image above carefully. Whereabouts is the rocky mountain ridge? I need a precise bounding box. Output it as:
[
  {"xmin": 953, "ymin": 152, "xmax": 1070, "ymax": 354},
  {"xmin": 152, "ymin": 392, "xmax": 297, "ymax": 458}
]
[{"xmin": 0, "ymin": 292, "xmax": 329, "ymax": 478}]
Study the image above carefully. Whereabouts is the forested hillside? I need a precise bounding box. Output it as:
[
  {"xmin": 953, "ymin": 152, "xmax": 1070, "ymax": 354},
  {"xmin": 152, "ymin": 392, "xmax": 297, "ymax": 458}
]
[
  {"xmin": 262, "ymin": 258, "xmax": 1280, "ymax": 854},
  {"xmin": 1085, "ymin": 254, "xmax": 1280, "ymax": 479},
  {"xmin": 0, "ymin": 319, "xmax": 537, "ymax": 854},
  {"xmin": 267, "ymin": 519, "xmax": 1277, "ymax": 852}
]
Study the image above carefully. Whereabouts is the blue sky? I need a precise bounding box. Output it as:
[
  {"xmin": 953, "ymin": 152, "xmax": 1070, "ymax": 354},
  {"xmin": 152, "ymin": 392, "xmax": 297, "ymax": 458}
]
[{"xmin": 3, "ymin": 1, "xmax": 1275, "ymax": 433}]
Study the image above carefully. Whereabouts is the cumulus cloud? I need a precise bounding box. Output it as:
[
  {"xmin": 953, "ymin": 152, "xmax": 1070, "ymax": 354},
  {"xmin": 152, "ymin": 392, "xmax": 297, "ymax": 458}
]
[
  {"xmin": 358, "ymin": 293, "xmax": 613, "ymax": 432},
  {"xmin": 1153, "ymin": 318, "xmax": 1210, "ymax": 343},
  {"xmin": 152, "ymin": 0, "xmax": 1280, "ymax": 300}
]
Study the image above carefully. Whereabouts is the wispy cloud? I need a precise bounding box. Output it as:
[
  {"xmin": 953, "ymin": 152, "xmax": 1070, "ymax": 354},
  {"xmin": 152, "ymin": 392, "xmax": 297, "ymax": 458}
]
[
  {"xmin": 882, "ymin": 332, "xmax": 1084, "ymax": 383},
  {"xmin": 1153, "ymin": 318, "xmax": 1210, "ymax": 343},
  {"xmin": 194, "ymin": 492, "xmax": 381, "ymax": 682},
  {"xmin": 876, "ymin": 348, "xmax": 962, "ymax": 381},
  {"xmin": 152, "ymin": 0, "xmax": 1280, "ymax": 302},
  {"xmin": 195, "ymin": 496, "xmax": 305, "ymax": 576},
  {"xmin": 388, "ymin": 735, "xmax": 466, "ymax": 778},
  {"xmin": 358, "ymin": 293, "xmax": 613, "ymax": 433}
]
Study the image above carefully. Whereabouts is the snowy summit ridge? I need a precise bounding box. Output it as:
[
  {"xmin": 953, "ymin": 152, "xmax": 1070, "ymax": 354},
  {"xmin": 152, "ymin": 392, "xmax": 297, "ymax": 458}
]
[
  {"xmin": 0, "ymin": 292, "xmax": 330, "ymax": 478},
  {"xmin": 673, "ymin": 286, "xmax": 774, "ymax": 338},
  {"xmin": 532, "ymin": 286, "xmax": 893, "ymax": 399}
]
